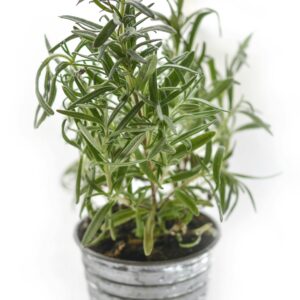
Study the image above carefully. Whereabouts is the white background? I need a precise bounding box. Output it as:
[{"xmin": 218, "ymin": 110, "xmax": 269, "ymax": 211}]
[{"xmin": 0, "ymin": 0, "xmax": 299, "ymax": 299}]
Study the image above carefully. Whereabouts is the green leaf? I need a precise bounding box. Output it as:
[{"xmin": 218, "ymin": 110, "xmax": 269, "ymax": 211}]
[
  {"xmin": 113, "ymin": 166, "xmax": 128, "ymax": 192},
  {"xmin": 115, "ymin": 101, "xmax": 144, "ymax": 133},
  {"xmin": 148, "ymin": 137, "xmax": 167, "ymax": 159},
  {"xmin": 143, "ymin": 210, "xmax": 155, "ymax": 256},
  {"xmin": 163, "ymin": 115, "xmax": 177, "ymax": 135},
  {"xmin": 161, "ymin": 143, "xmax": 176, "ymax": 154},
  {"xmin": 61, "ymin": 120, "xmax": 80, "ymax": 149},
  {"xmin": 82, "ymin": 202, "xmax": 114, "ymax": 246},
  {"xmin": 149, "ymin": 70, "xmax": 158, "ymax": 104},
  {"xmin": 111, "ymin": 209, "xmax": 137, "ymax": 227},
  {"xmin": 204, "ymin": 140, "xmax": 212, "ymax": 164},
  {"xmin": 80, "ymin": 175, "xmax": 106, "ymax": 196},
  {"xmin": 108, "ymin": 58, "xmax": 124, "ymax": 80},
  {"xmin": 175, "ymin": 190, "xmax": 199, "ymax": 216},
  {"xmin": 77, "ymin": 123, "xmax": 101, "ymax": 155},
  {"xmin": 156, "ymin": 104, "xmax": 164, "ymax": 121},
  {"xmin": 127, "ymin": 0, "xmax": 155, "ymax": 19},
  {"xmin": 113, "ymin": 11, "xmax": 122, "ymax": 26},
  {"xmin": 238, "ymin": 110, "xmax": 272, "ymax": 135},
  {"xmin": 161, "ymin": 76, "xmax": 197, "ymax": 106},
  {"xmin": 35, "ymin": 62, "xmax": 70, "ymax": 128},
  {"xmin": 140, "ymin": 42, "xmax": 162, "ymax": 58},
  {"xmin": 62, "ymin": 86, "xmax": 78, "ymax": 102},
  {"xmin": 177, "ymin": 0, "xmax": 184, "ymax": 15},
  {"xmin": 108, "ymin": 94, "xmax": 130, "ymax": 126},
  {"xmin": 158, "ymin": 64, "xmax": 198, "ymax": 75},
  {"xmin": 76, "ymin": 156, "xmax": 84, "ymax": 204},
  {"xmin": 139, "ymin": 25, "xmax": 176, "ymax": 34},
  {"xmin": 111, "ymin": 125, "xmax": 155, "ymax": 137},
  {"xmin": 196, "ymin": 199, "xmax": 214, "ymax": 207},
  {"xmin": 230, "ymin": 172, "xmax": 280, "ymax": 180},
  {"xmin": 35, "ymin": 54, "xmax": 70, "ymax": 116},
  {"xmin": 108, "ymin": 42, "xmax": 124, "ymax": 58},
  {"xmin": 173, "ymin": 131, "xmax": 216, "ymax": 159},
  {"xmin": 72, "ymin": 30, "xmax": 97, "ymax": 42},
  {"xmin": 57, "ymin": 110, "xmax": 103, "ymax": 125},
  {"xmin": 202, "ymin": 79, "xmax": 234, "ymax": 101},
  {"xmin": 165, "ymin": 166, "xmax": 201, "ymax": 183},
  {"xmin": 230, "ymin": 34, "xmax": 252, "ymax": 73},
  {"xmin": 207, "ymin": 57, "xmax": 218, "ymax": 81},
  {"xmin": 241, "ymin": 182, "xmax": 257, "ymax": 212},
  {"xmin": 128, "ymin": 49, "xmax": 147, "ymax": 64},
  {"xmin": 49, "ymin": 35, "xmax": 78, "ymax": 53},
  {"xmin": 162, "ymin": 51, "xmax": 195, "ymax": 88},
  {"xmin": 115, "ymin": 133, "xmax": 145, "ymax": 161},
  {"xmin": 198, "ymin": 42, "xmax": 207, "ymax": 65},
  {"xmin": 68, "ymin": 84, "xmax": 115, "ymax": 109},
  {"xmin": 213, "ymin": 146, "xmax": 225, "ymax": 188},
  {"xmin": 108, "ymin": 159, "xmax": 148, "ymax": 167},
  {"xmin": 134, "ymin": 39, "xmax": 162, "ymax": 51},
  {"xmin": 93, "ymin": 0, "xmax": 113, "ymax": 12},
  {"xmin": 186, "ymin": 9, "xmax": 219, "ymax": 51},
  {"xmin": 136, "ymin": 55, "xmax": 157, "ymax": 89},
  {"xmin": 74, "ymin": 77, "xmax": 87, "ymax": 95},
  {"xmin": 154, "ymin": 11, "xmax": 170, "ymax": 24},
  {"xmin": 94, "ymin": 19, "xmax": 118, "ymax": 48},
  {"xmin": 171, "ymin": 121, "xmax": 215, "ymax": 145},
  {"xmin": 60, "ymin": 15, "xmax": 102, "ymax": 30},
  {"xmin": 219, "ymin": 175, "xmax": 226, "ymax": 212},
  {"xmin": 135, "ymin": 150, "xmax": 158, "ymax": 184},
  {"xmin": 188, "ymin": 98, "xmax": 229, "ymax": 112}
]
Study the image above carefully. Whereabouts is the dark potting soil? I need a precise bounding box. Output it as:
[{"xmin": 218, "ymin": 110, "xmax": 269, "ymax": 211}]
[{"xmin": 78, "ymin": 214, "xmax": 216, "ymax": 262}]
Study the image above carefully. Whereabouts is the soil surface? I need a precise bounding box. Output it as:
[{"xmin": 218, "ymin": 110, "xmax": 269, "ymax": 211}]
[{"xmin": 78, "ymin": 214, "xmax": 217, "ymax": 262}]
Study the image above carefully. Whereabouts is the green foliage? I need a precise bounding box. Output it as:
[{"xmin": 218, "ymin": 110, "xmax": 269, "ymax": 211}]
[{"xmin": 35, "ymin": 0, "xmax": 270, "ymax": 256}]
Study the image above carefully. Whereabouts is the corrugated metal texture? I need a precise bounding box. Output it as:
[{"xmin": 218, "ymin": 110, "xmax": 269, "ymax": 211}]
[{"xmin": 75, "ymin": 217, "xmax": 219, "ymax": 300}]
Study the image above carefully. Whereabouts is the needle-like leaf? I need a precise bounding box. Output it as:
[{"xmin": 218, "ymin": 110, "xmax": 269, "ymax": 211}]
[
  {"xmin": 94, "ymin": 19, "xmax": 118, "ymax": 48},
  {"xmin": 60, "ymin": 15, "xmax": 102, "ymax": 30},
  {"xmin": 173, "ymin": 131, "xmax": 216, "ymax": 159},
  {"xmin": 144, "ymin": 210, "xmax": 155, "ymax": 256},
  {"xmin": 213, "ymin": 146, "xmax": 225, "ymax": 188},
  {"xmin": 115, "ymin": 101, "xmax": 144, "ymax": 133},
  {"xmin": 175, "ymin": 190, "xmax": 199, "ymax": 216},
  {"xmin": 82, "ymin": 202, "xmax": 114, "ymax": 246},
  {"xmin": 68, "ymin": 85, "xmax": 115, "ymax": 109},
  {"xmin": 127, "ymin": 0, "xmax": 155, "ymax": 19},
  {"xmin": 76, "ymin": 156, "xmax": 84, "ymax": 204}
]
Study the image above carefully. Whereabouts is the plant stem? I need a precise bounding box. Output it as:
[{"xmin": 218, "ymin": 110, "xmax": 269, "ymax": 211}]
[
  {"xmin": 103, "ymin": 108, "xmax": 113, "ymax": 195},
  {"xmin": 151, "ymin": 181, "xmax": 157, "ymax": 210},
  {"xmin": 120, "ymin": 0, "xmax": 126, "ymax": 17}
]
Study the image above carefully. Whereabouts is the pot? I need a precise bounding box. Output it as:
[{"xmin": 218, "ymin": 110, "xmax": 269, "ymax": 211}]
[{"xmin": 75, "ymin": 214, "xmax": 220, "ymax": 300}]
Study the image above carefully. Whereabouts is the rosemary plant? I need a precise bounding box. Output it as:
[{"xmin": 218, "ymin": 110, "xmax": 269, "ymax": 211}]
[{"xmin": 35, "ymin": 0, "xmax": 270, "ymax": 256}]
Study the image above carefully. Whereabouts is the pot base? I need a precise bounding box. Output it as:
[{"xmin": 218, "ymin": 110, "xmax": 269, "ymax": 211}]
[
  {"xmin": 89, "ymin": 286, "xmax": 207, "ymax": 300},
  {"xmin": 75, "ymin": 213, "xmax": 220, "ymax": 300},
  {"xmin": 83, "ymin": 252, "xmax": 211, "ymax": 299}
]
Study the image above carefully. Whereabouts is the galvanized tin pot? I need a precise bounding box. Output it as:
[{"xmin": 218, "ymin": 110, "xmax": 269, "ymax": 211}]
[{"xmin": 75, "ymin": 215, "xmax": 220, "ymax": 300}]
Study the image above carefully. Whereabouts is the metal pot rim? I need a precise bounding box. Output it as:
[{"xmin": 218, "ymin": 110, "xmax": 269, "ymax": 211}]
[{"xmin": 74, "ymin": 213, "xmax": 220, "ymax": 267}]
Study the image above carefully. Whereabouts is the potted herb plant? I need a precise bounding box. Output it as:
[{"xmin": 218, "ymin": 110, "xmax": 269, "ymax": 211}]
[{"xmin": 34, "ymin": 0, "xmax": 271, "ymax": 299}]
